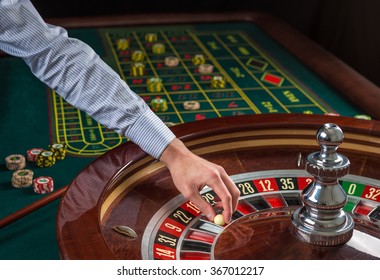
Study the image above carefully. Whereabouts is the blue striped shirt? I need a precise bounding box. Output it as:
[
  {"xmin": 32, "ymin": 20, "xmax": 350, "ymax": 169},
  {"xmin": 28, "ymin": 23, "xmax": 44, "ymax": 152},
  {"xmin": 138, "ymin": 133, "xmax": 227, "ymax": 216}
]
[{"xmin": 0, "ymin": 0, "xmax": 175, "ymax": 159}]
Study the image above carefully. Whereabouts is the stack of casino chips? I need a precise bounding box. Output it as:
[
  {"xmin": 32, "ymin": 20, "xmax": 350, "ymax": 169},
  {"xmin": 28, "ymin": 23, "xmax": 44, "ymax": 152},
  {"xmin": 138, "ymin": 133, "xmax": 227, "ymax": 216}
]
[
  {"xmin": 164, "ymin": 122, "xmax": 176, "ymax": 127},
  {"xmin": 130, "ymin": 62, "xmax": 145, "ymax": 77},
  {"xmin": 33, "ymin": 176, "xmax": 54, "ymax": 194},
  {"xmin": 164, "ymin": 56, "xmax": 179, "ymax": 67},
  {"xmin": 151, "ymin": 97, "xmax": 168, "ymax": 112},
  {"xmin": 147, "ymin": 77, "xmax": 163, "ymax": 93},
  {"xmin": 198, "ymin": 64, "xmax": 214, "ymax": 74},
  {"xmin": 152, "ymin": 43, "xmax": 165, "ymax": 55},
  {"xmin": 354, "ymin": 114, "xmax": 372, "ymax": 120},
  {"xmin": 145, "ymin": 33, "xmax": 158, "ymax": 43},
  {"xmin": 36, "ymin": 150, "xmax": 56, "ymax": 168},
  {"xmin": 26, "ymin": 148, "xmax": 44, "ymax": 162},
  {"xmin": 211, "ymin": 75, "xmax": 226, "ymax": 88},
  {"xmin": 192, "ymin": 54, "xmax": 206, "ymax": 65},
  {"xmin": 5, "ymin": 154, "xmax": 26, "ymax": 170},
  {"xmin": 48, "ymin": 143, "xmax": 67, "ymax": 160},
  {"xmin": 131, "ymin": 50, "xmax": 145, "ymax": 62},
  {"xmin": 11, "ymin": 169, "xmax": 34, "ymax": 188},
  {"xmin": 116, "ymin": 38, "xmax": 129, "ymax": 51},
  {"xmin": 183, "ymin": 100, "xmax": 200, "ymax": 111}
]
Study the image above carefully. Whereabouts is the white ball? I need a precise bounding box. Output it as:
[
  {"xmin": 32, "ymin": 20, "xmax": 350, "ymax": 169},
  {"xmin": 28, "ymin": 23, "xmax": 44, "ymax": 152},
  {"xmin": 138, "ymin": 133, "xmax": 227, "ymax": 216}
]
[{"xmin": 214, "ymin": 214, "xmax": 225, "ymax": 226}]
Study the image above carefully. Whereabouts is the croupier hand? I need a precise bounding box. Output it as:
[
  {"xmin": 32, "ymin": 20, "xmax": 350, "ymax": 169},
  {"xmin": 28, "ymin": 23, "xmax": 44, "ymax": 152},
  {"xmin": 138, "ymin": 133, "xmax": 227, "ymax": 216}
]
[{"xmin": 159, "ymin": 138, "xmax": 240, "ymax": 224}]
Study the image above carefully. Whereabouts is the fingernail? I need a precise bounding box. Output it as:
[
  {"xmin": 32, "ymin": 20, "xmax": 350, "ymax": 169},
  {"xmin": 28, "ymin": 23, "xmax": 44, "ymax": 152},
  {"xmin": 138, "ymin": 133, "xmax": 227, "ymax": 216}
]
[
  {"xmin": 206, "ymin": 213, "xmax": 213, "ymax": 221},
  {"xmin": 224, "ymin": 216, "xmax": 231, "ymax": 224}
]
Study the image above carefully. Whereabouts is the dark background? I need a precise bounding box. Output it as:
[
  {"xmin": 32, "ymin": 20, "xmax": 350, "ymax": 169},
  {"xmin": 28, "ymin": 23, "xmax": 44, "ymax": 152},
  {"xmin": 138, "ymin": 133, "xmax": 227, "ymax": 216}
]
[{"xmin": 32, "ymin": 0, "xmax": 380, "ymax": 87}]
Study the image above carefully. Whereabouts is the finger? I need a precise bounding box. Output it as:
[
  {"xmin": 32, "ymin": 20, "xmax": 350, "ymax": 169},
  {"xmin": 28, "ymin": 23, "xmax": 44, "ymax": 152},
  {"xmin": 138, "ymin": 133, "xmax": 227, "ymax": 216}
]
[
  {"xmin": 190, "ymin": 192, "xmax": 216, "ymax": 222},
  {"xmin": 211, "ymin": 172, "xmax": 240, "ymax": 224},
  {"xmin": 221, "ymin": 172, "xmax": 240, "ymax": 212},
  {"xmin": 210, "ymin": 180, "xmax": 233, "ymax": 223}
]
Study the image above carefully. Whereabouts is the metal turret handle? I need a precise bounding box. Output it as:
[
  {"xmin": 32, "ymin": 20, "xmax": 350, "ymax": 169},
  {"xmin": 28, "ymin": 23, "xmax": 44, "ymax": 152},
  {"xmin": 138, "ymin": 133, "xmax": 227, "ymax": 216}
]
[{"xmin": 291, "ymin": 123, "xmax": 354, "ymax": 246}]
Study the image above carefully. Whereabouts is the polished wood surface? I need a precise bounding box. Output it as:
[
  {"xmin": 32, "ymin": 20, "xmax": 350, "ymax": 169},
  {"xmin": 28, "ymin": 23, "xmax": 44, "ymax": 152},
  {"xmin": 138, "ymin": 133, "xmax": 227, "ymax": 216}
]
[
  {"xmin": 47, "ymin": 12, "xmax": 380, "ymax": 120},
  {"xmin": 214, "ymin": 208, "xmax": 380, "ymax": 260},
  {"xmin": 57, "ymin": 114, "xmax": 380, "ymax": 259}
]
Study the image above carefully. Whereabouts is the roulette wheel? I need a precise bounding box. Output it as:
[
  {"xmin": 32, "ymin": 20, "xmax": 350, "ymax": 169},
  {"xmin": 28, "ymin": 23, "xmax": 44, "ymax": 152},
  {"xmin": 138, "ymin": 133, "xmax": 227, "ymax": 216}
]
[{"xmin": 56, "ymin": 114, "xmax": 380, "ymax": 259}]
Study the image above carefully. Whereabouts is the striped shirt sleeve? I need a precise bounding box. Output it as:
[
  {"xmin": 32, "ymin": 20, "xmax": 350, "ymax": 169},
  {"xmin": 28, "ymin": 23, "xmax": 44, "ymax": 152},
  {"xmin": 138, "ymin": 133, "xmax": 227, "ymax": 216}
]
[{"xmin": 0, "ymin": 0, "xmax": 175, "ymax": 159}]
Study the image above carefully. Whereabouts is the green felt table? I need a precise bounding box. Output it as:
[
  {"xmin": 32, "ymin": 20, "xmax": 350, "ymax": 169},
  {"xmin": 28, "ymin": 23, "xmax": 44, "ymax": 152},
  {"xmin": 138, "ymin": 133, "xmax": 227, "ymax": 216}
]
[{"xmin": 0, "ymin": 12, "xmax": 379, "ymax": 260}]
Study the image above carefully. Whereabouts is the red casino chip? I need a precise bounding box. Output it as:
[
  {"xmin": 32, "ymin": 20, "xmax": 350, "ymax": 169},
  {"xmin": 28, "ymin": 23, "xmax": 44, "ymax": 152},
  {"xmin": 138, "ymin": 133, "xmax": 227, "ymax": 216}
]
[
  {"xmin": 33, "ymin": 176, "xmax": 54, "ymax": 194},
  {"xmin": 26, "ymin": 148, "xmax": 44, "ymax": 162}
]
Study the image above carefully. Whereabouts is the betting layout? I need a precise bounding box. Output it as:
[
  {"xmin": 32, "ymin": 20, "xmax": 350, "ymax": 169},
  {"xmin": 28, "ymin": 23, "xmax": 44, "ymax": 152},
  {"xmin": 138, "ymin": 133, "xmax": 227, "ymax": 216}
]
[
  {"xmin": 48, "ymin": 24, "xmax": 360, "ymax": 156},
  {"xmin": 108, "ymin": 28, "xmax": 334, "ymax": 122}
]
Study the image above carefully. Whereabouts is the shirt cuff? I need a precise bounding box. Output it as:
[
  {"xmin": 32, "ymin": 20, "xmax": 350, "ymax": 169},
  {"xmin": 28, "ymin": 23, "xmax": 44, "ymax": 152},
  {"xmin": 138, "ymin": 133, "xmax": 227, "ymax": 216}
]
[{"xmin": 126, "ymin": 109, "xmax": 176, "ymax": 159}]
